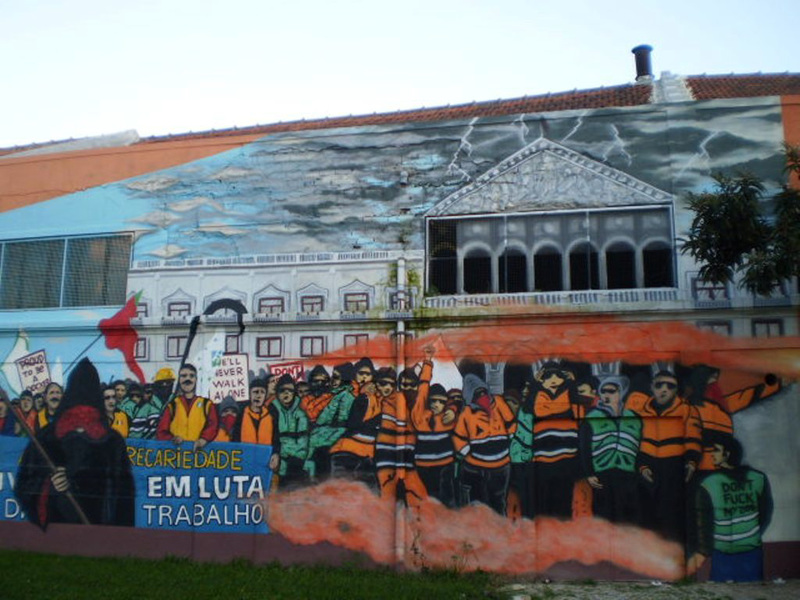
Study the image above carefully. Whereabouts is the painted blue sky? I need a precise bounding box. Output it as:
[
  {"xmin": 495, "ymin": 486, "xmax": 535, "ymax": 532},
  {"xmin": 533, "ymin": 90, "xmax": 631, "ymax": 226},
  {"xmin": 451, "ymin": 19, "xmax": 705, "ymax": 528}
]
[{"xmin": 1, "ymin": 0, "xmax": 796, "ymax": 148}]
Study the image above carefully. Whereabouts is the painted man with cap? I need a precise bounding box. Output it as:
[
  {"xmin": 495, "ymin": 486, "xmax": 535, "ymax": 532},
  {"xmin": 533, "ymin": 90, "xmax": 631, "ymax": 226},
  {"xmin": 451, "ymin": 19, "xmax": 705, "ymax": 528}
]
[
  {"xmin": 156, "ymin": 363, "xmax": 218, "ymax": 451},
  {"xmin": 579, "ymin": 374, "xmax": 642, "ymax": 524},
  {"xmin": 453, "ymin": 373, "xmax": 515, "ymax": 515},
  {"xmin": 374, "ymin": 366, "xmax": 428, "ymax": 507},
  {"xmin": 628, "ymin": 367, "xmax": 702, "ymax": 542}
]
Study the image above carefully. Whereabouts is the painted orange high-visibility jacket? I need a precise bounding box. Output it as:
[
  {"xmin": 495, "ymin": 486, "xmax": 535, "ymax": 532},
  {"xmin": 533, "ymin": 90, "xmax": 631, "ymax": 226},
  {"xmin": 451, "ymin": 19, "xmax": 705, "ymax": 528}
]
[
  {"xmin": 301, "ymin": 392, "xmax": 333, "ymax": 424},
  {"xmin": 329, "ymin": 386, "xmax": 381, "ymax": 459},
  {"xmin": 235, "ymin": 405, "xmax": 279, "ymax": 447},
  {"xmin": 696, "ymin": 379, "xmax": 781, "ymax": 471},
  {"xmin": 453, "ymin": 395, "xmax": 515, "ymax": 469},
  {"xmin": 627, "ymin": 393, "xmax": 702, "ymax": 467},
  {"xmin": 532, "ymin": 388, "xmax": 585, "ymax": 465},
  {"xmin": 411, "ymin": 361, "xmax": 456, "ymax": 468},
  {"xmin": 375, "ymin": 389, "xmax": 417, "ymax": 473}
]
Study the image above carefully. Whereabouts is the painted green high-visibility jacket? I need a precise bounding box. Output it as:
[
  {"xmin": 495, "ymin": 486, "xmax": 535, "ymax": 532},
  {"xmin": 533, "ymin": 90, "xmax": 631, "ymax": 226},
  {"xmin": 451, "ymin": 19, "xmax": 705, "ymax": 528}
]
[
  {"xmin": 697, "ymin": 466, "xmax": 773, "ymax": 556},
  {"xmin": 509, "ymin": 400, "xmax": 534, "ymax": 464},
  {"xmin": 119, "ymin": 395, "xmax": 164, "ymax": 439},
  {"xmin": 579, "ymin": 407, "xmax": 642, "ymax": 475},
  {"xmin": 307, "ymin": 383, "xmax": 356, "ymax": 464},
  {"xmin": 272, "ymin": 396, "xmax": 310, "ymax": 477}
]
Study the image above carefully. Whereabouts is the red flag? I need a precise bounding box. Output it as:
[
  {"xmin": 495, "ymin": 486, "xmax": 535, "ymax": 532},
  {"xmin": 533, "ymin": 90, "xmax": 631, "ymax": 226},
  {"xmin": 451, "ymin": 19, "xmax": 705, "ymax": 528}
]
[{"xmin": 98, "ymin": 293, "xmax": 145, "ymax": 383}]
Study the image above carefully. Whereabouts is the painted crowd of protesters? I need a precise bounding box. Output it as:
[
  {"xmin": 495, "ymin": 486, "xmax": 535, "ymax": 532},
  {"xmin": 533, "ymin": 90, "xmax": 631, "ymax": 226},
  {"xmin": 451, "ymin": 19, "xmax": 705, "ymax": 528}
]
[{"xmin": 0, "ymin": 349, "xmax": 780, "ymax": 581}]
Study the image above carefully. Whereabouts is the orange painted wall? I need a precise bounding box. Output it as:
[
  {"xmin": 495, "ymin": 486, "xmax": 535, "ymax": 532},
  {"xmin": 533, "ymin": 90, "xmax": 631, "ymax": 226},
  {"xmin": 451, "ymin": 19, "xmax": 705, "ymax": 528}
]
[{"xmin": 0, "ymin": 133, "xmax": 264, "ymax": 213}]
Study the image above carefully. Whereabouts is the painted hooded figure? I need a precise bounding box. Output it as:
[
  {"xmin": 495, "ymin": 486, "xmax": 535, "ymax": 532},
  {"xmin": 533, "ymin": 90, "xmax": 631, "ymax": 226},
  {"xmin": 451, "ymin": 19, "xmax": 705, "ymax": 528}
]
[
  {"xmin": 14, "ymin": 358, "xmax": 135, "ymax": 529},
  {"xmin": 452, "ymin": 374, "xmax": 515, "ymax": 515}
]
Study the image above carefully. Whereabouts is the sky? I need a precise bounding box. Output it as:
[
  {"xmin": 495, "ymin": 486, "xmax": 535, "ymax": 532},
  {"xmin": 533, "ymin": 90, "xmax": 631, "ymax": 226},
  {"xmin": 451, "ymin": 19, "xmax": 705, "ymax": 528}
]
[{"xmin": 1, "ymin": 0, "xmax": 797, "ymax": 149}]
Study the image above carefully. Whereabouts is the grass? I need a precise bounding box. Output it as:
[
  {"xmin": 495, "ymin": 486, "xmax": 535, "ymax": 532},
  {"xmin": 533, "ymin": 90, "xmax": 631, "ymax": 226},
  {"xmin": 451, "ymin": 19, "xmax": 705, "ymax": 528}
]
[{"xmin": 0, "ymin": 550, "xmax": 497, "ymax": 600}]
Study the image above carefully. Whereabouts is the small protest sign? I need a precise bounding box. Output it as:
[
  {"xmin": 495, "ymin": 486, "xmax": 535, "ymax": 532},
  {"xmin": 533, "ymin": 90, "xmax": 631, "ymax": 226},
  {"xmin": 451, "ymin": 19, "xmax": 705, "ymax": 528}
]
[{"xmin": 15, "ymin": 350, "xmax": 51, "ymax": 395}]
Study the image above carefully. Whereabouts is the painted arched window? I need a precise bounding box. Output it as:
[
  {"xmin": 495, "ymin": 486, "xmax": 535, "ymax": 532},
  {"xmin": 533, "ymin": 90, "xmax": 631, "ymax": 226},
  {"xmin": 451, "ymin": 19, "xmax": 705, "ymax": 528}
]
[
  {"xmin": 643, "ymin": 241, "xmax": 674, "ymax": 287},
  {"xmin": 605, "ymin": 241, "xmax": 636, "ymax": 289},
  {"xmin": 498, "ymin": 248, "xmax": 528, "ymax": 293},
  {"xmin": 569, "ymin": 243, "xmax": 599, "ymax": 290},
  {"xmin": 534, "ymin": 246, "xmax": 563, "ymax": 292},
  {"xmin": 463, "ymin": 248, "xmax": 492, "ymax": 294}
]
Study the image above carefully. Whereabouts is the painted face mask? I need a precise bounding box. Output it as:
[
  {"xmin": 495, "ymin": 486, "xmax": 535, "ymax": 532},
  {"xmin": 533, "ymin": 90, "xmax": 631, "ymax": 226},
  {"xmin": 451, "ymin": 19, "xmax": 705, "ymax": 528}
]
[
  {"xmin": 474, "ymin": 391, "xmax": 492, "ymax": 414},
  {"xmin": 309, "ymin": 378, "xmax": 329, "ymax": 397}
]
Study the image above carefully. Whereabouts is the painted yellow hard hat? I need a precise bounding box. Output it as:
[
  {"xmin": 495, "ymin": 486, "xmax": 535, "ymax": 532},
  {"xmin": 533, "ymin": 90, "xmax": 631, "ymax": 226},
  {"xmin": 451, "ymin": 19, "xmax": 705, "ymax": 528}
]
[{"xmin": 154, "ymin": 367, "xmax": 176, "ymax": 382}]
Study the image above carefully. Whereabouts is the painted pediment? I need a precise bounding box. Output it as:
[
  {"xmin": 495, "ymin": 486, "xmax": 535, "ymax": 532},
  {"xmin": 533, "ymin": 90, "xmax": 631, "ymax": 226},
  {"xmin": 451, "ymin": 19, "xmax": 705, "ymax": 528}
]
[{"xmin": 427, "ymin": 138, "xmax": 672, "ymax": 217}]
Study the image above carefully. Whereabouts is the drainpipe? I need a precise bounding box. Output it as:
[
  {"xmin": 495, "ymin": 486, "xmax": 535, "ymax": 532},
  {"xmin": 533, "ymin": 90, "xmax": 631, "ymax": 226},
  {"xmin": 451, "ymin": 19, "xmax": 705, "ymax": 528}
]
[{"xmin": 394, "ymin": 255, "xmax": 408, "ymax": 567}]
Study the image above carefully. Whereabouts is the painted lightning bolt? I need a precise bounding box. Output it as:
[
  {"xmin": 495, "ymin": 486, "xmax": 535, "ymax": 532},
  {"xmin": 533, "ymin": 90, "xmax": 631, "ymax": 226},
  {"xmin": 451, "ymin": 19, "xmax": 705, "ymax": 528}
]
[
  {"xmin": 602, "ymin": 124, "xmax": 633, "ymax": 166},
  {"xmin": 514, "ymin": 114, "xmax": 530, "ymax": 145},
  {"xmin": 446, "ymin": 117, "xmax": 478, "ymax": 182},
  {"xmin": 561, "ymin": 110, "xmax": 588, "ymax": 143},
  {"xmin": 677, "ymin": 131, "xmax": 720, "ymax": 179}
]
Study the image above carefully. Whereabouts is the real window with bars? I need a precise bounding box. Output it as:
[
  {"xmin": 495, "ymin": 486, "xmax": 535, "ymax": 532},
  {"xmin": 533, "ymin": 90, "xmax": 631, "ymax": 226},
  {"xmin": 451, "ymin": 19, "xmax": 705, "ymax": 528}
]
[
  {"xmin": 0, "ymin": 234, "xmax": 132, "ymax": 309},
  {"xmin": 427, "ymin": 208, "xmax": 674, "ymax": 295}
]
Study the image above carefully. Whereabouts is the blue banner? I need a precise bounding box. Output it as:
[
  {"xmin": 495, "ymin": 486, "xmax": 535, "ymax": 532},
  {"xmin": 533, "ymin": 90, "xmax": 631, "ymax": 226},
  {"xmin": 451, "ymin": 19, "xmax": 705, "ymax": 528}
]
[
  {"xmin": 127, "ymin": 439, "xmax": 272, "ymax": 533},
  {"xmin": 0, "ymin": 436, "xmax": 28, "ymax": 522},
  {"xmin": 0, "ymin": 436, "xmax": 273, "ymax": 533}
]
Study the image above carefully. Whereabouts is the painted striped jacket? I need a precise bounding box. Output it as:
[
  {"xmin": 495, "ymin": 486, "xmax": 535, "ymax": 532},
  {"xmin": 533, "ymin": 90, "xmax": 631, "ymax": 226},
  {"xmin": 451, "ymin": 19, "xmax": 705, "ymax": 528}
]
[
  {"xmin": 579, "ymin": 407, "xmax": 642, "ymax": 475},
  {"xmin": 697, "ymin": 467, "xmax": 773, "ymax": 555},
  {"xmin": 627, "ymin": 392, "xmax": 702, "ymax": 469},
  {"xmin": 411, "ymin": 362, "xmax": 456, "ymax": 468},
  {"xmin": 375, "ymin": 390, "xmax": 416, "ymax": 472},
  {"xmin": 532, "ymin": 388, "xmax": 584, "ymax": 465},
  {"xmin": 453, "ymin": 395, "xmax": 515, "ymax": 469}
]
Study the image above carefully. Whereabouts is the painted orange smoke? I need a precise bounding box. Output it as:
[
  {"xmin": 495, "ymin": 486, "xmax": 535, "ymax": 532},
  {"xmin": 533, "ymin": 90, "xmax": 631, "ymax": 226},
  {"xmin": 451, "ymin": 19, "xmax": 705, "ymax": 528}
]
[
  {"xmin": 265, "ymin": 480, "xmax": 684, "ymax": 579},
  {"xmin": 323, "ymin": 318, "xmax": 800, "ymax": 383}
]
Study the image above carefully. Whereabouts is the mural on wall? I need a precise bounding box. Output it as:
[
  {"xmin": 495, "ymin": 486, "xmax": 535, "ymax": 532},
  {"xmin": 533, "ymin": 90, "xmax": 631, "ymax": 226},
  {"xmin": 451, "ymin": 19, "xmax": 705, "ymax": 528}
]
[
  {"xmin": 1, "ymin": 311, "xmax": 796, "ymax": 582},
  {"xmin": 0, "ymin": 96, "xmax": 797, "ymax": 581},
  {"xmin": 0, "ymin": 98, "xmax": 788, "ymax": 262}
]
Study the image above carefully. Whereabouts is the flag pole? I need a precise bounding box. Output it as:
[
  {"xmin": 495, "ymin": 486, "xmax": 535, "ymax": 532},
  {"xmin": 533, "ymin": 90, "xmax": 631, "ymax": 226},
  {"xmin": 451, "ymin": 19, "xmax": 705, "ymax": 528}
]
[
  {"xmin": 63, "ymin": 333, "xmax": 103, "ymax": 377},
  {"xmin": 1, "ymin": 393, "xmax": 90, "ymax": 525}
]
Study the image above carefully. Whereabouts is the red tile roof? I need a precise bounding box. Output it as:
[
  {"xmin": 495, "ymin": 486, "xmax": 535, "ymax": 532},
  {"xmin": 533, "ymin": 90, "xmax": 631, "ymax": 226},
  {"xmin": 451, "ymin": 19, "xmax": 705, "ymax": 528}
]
[
  {"xmin": 687, "ymin": 73, "xmax": 800, "ymax": 100},
  {"xmin": 138, "ymin": 83, "xmax": 654, "ymax": 144},
  {"xmin": 3, "ymin": 73, "xmax": 799, "ymax": 154}
]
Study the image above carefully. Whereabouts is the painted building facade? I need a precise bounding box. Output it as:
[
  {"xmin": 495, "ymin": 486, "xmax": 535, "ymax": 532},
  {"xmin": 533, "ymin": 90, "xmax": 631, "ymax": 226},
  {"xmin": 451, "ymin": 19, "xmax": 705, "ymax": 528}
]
[{"xmin": 1, "ymin": 65, "xmax": 799, "ymax": 580}]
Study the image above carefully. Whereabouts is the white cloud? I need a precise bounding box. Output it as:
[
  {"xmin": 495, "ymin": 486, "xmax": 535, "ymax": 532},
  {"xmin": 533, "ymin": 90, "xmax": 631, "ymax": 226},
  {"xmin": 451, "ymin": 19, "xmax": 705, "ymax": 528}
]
[
  {"xmin": 126, "ymin": 176, "xmax": 180, "ymax": 192},
  {"xmin": 149, "ymin": 244, "xmax": 188, "ymax": 258},
  {"xmin": 169, "ymin": 196, "xmax": 226, "ymax": 212}
]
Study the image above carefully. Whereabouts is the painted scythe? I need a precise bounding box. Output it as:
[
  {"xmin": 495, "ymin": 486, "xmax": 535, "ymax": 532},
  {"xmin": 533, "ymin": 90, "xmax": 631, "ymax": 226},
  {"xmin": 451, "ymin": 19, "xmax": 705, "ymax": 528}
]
[{"xmin": 173, "ymin": 298, "xmax": 248, "ymax": 397}]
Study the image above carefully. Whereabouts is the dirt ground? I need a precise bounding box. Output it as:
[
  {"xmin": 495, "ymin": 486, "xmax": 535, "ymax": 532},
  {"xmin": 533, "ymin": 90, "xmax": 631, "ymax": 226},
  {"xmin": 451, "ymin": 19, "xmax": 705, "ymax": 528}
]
[{"xmin": 498, "ymin": 578, "xmax": 799, "ymax": 599}]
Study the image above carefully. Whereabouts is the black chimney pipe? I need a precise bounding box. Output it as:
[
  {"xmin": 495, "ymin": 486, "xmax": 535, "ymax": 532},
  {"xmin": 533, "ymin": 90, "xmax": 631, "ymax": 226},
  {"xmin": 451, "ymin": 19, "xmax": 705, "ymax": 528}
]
[{"xmin": 631, "ymin": 45, "xmax": 653, "ymax": 81}]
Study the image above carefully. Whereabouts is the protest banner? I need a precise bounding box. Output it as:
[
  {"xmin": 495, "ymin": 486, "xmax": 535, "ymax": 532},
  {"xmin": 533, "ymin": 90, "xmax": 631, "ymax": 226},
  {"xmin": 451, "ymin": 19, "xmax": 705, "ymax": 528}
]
[
  {"xmin": 268, "ymin": 361, "xmax": 304, "ymax": 380},
  {"xmin": 0, "ymin": 437, "xmax": 29, "ymax": 522},
  {"xmin": 127, "ymin": 439, "xmax": 271, "ymax": 533},
  {"xmin": 208, "ymin": 353, "xmax": 249, "ymax": 404},
  {"xmin": 0, "ymin": 437, "xmax": 273, "ymax": 533},
  {"xmin": 15, "ymin": 350, "xmax": 51, "ymax": 395}
]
